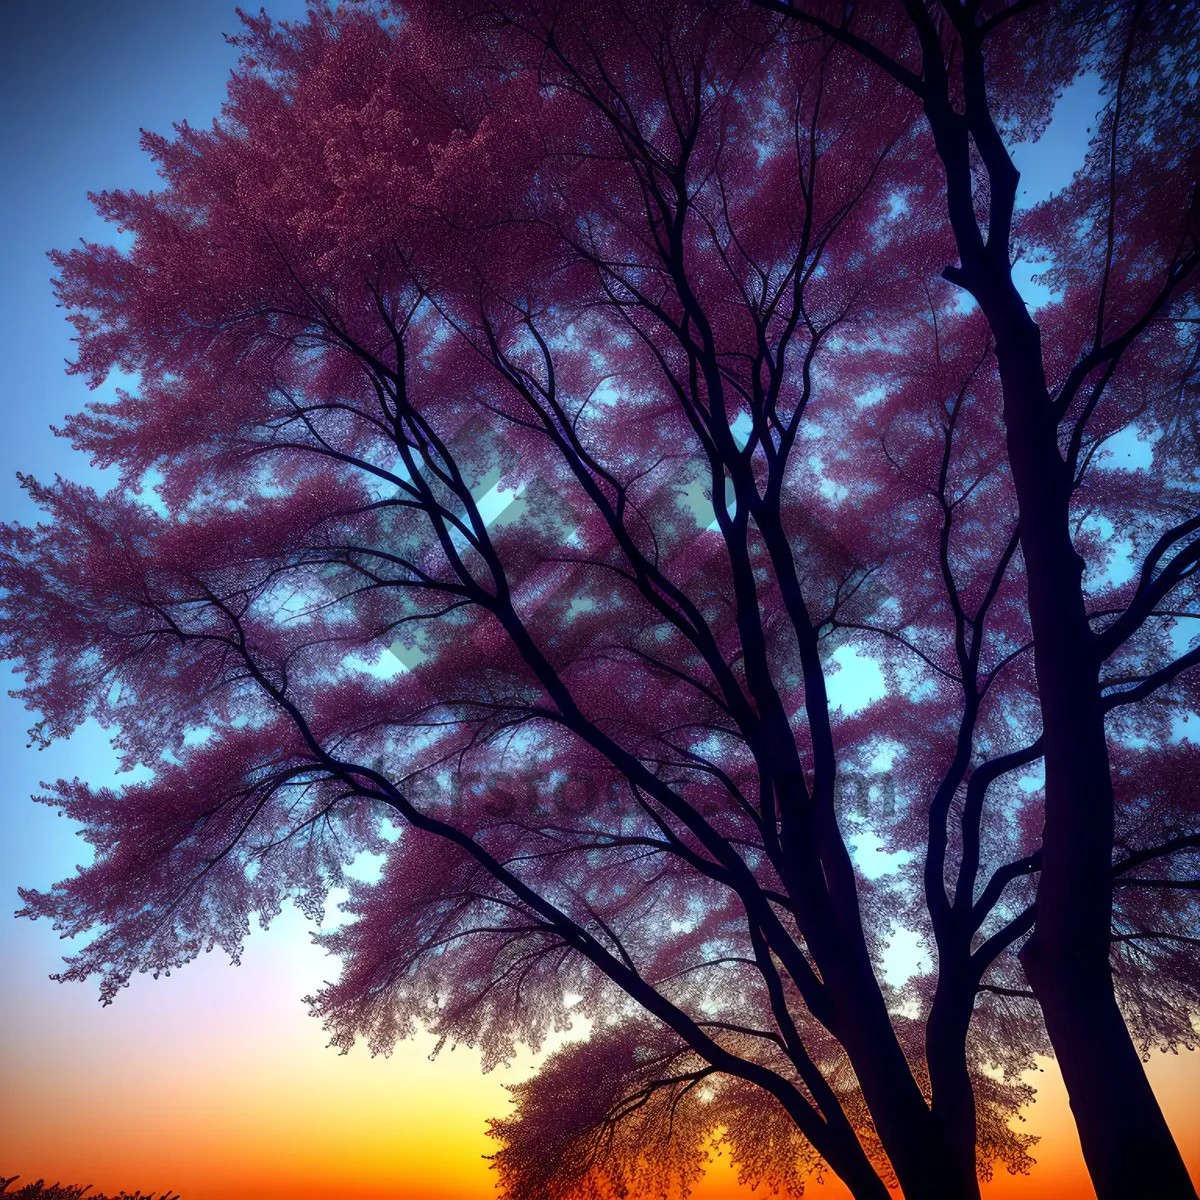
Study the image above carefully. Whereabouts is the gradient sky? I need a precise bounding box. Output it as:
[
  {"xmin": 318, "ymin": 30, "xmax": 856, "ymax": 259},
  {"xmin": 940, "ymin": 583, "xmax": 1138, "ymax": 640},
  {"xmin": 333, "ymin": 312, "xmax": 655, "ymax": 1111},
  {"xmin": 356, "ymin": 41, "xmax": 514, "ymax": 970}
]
[{"xmin": 0, "ymin": 4, "xmax": 1196, "ymax": 1198}]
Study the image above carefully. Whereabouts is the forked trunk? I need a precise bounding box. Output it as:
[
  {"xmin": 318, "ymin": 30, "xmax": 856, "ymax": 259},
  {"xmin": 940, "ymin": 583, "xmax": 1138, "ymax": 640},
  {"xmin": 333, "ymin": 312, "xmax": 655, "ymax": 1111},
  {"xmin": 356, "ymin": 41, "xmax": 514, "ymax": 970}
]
[
  {"xmin": 777, "ymin": 861, "xmax": 980, "ymax": 1199},
  {"xmin": 840, "ymin": 1008, "xmax": 979, "ymax": 1200},
  {"xmin": 835, "ymin": 986, "xmax": 981, "ymax": 1200}
]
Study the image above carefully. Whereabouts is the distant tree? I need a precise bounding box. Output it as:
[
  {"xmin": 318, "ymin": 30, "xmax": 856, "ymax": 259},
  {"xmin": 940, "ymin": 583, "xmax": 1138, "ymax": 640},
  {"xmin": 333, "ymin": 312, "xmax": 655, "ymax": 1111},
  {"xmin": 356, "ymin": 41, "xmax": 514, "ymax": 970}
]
[
  {"xmin": 1, "ymin": 1175, "xmax": 178, "ymax": 1200},
  {"xmin": 2, "ymin": 4, "xmax": 1195, "ymax": 1200}
]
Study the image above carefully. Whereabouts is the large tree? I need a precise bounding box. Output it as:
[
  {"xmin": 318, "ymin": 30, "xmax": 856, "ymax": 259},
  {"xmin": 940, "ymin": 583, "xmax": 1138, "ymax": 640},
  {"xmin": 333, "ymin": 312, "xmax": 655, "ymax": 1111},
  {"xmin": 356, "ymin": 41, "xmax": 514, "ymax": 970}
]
[
  {"xmin": 754, "ymin": 1, "xmax": 1200, "ymax": 1194},
  {"xmin": 3, "ymin": 3, "xmax": 1196, "ymax": 1199}
]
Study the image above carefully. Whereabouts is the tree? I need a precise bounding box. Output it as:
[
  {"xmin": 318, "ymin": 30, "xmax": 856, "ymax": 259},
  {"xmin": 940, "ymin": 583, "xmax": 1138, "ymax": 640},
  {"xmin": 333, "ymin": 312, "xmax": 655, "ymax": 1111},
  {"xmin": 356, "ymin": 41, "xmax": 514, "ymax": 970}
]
[
  {"xmin": 2, "ymin": 3, "xmax": 1196, "ymax": 1199},
  {"xmin": 754, "ymin": 1, "xmax": 1200, "ymax": 1195}
]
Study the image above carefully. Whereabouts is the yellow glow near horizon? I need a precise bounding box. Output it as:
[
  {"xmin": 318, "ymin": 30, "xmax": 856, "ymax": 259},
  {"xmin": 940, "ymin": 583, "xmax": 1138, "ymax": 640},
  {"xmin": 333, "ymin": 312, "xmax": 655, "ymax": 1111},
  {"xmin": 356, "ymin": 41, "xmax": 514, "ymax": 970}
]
[{"xmin": 3, "ymin": 904, "xmax": 1197, "ymax": 1199}]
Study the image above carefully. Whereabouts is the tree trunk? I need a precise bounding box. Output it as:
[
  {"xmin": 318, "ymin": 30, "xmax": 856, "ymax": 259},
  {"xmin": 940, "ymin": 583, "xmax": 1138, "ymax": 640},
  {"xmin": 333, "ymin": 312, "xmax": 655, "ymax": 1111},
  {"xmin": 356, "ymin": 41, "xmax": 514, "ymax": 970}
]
[
  {"xmin": 833, "ymin": 977, "xmax": 981, "ymax": 1200},
  {"xmin": 926, "ymin": 970, "xmax": 982, "ymax": 1197},
  {"xmin": 787, "ymin": 0, "xmax": 1197, "ymax": 1185},
  {"xmin": 758, "ymin": 632, "xmax": 981, "ymax": 1199},
  {"xmin": 1023, "ymin": 942, "xmax": 1197, "ymax": 1199},
  {"xmin": 783, "ymin": 834, "xmax": 981, "ymax": 1200},
  {"xmin": 988, "ymin": 303, "xmax": 1197, "ymax": 1200}
]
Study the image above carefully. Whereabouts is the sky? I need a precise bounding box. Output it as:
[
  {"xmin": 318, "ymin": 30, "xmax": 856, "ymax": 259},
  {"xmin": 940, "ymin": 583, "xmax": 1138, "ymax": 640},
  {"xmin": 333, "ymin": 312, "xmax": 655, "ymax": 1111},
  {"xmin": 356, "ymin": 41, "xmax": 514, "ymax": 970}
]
[{"xmin": 0, "ymin": 4, "xmax": 1196, "ymax": 1199}]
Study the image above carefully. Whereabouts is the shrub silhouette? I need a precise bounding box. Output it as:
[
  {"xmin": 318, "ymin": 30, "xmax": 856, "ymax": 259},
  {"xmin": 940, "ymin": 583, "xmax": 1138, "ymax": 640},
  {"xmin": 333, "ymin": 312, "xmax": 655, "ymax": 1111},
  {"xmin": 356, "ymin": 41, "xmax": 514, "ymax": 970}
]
[{"xmin": 1, "ymin": 1176, "xmax": 178, "ymax": 1200}]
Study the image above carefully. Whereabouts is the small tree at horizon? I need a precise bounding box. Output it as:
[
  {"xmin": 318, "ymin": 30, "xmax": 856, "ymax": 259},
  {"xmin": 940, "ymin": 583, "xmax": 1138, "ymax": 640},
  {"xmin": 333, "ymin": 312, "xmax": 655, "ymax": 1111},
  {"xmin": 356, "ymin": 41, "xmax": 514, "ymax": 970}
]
[{"xmin": 3, "ymin": 3, "xmax": 1198, "ymax": 1200}]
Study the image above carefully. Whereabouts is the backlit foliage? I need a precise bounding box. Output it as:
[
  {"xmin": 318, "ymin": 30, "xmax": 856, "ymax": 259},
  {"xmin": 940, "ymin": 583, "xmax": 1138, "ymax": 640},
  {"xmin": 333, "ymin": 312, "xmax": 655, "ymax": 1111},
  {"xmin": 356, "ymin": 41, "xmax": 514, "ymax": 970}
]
[{"xmin": 3, "ymin": 3, "xmax": 1196, "ymax": 1198}]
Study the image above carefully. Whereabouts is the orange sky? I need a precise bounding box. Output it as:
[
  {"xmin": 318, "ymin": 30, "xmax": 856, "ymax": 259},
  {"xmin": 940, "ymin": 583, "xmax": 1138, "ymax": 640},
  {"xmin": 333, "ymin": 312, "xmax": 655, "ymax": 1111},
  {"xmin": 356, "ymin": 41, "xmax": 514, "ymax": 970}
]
[{"xmin": 3, "ymin": 903, "xmax": 1196, "ymax": 1200}]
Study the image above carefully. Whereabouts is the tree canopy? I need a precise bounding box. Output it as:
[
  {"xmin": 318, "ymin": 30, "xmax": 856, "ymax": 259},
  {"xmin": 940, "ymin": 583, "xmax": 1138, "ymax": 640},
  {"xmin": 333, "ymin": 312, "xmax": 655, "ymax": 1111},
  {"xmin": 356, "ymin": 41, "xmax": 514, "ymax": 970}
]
[{"xmin": 4, "ymin": 3, "xmax": 1198, "ymax": 1199}]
